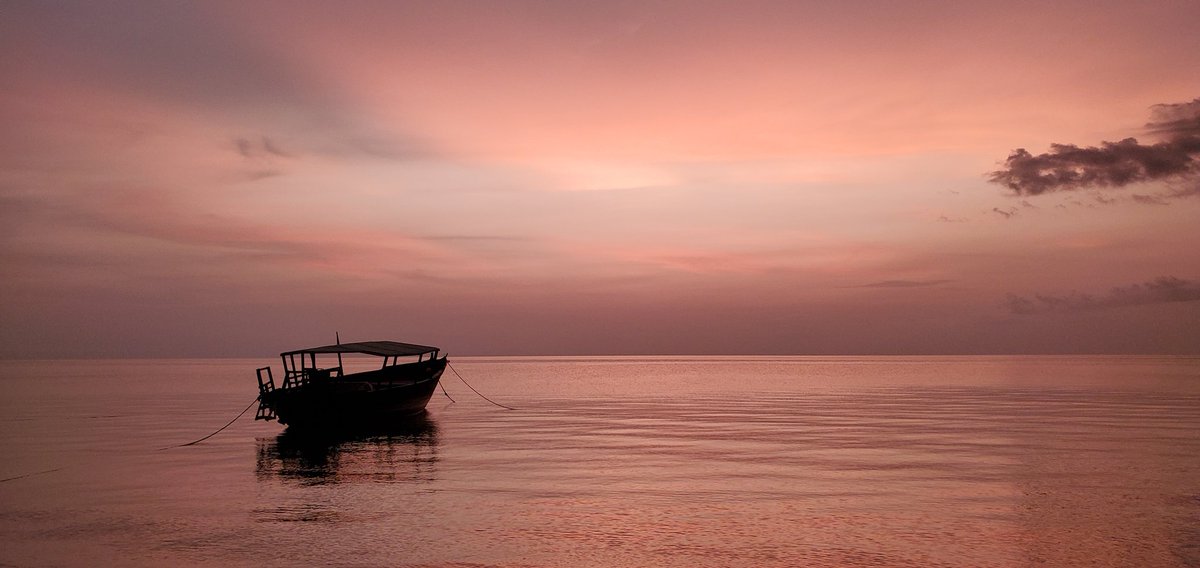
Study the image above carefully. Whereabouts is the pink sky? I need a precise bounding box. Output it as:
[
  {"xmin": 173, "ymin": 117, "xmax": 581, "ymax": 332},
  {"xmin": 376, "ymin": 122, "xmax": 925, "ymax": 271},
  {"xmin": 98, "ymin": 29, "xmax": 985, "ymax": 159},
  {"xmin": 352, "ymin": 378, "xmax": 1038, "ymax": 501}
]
[{"xmin": 2, "ymin": 1, "xmax": 1198, "ymax": 357}]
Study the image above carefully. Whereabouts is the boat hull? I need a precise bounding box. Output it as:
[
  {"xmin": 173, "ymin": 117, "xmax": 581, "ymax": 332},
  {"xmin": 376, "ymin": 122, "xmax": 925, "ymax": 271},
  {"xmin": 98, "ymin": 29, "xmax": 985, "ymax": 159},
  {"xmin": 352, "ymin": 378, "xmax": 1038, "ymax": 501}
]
[{"xmin": 262, "ymin": 358, "xmax": 446, "ymax": 429}]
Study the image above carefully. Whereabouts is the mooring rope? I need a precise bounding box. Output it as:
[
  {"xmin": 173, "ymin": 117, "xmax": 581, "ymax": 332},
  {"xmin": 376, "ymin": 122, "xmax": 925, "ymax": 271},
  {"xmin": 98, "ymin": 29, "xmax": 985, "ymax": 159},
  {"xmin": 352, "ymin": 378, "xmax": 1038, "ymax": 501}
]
[
  {"xmin": 448, "ymin": 363, "xmax": 515, "ymax": 410},
  {"xmin": 158, "ymin": 395, "xmax": 260, "ymax": 450},
  {"xmin": 3, "ymin": 396, "xmax": 260, "ymax": 480},
  {"xmin": 0, "ymin": 467, "xmax": 66, "ymax": 484},
  {"xmin": 439, "ymin": 380, "xmax": 456, "ymax": 403}
]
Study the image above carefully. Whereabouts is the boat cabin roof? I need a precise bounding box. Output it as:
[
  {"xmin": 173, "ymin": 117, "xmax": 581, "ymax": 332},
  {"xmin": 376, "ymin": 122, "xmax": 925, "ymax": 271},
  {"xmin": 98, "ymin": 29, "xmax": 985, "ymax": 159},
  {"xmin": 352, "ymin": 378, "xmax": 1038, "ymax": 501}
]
[{"xmin": 281, "ymin": 340, "xmax": 439, "ymax": 357}]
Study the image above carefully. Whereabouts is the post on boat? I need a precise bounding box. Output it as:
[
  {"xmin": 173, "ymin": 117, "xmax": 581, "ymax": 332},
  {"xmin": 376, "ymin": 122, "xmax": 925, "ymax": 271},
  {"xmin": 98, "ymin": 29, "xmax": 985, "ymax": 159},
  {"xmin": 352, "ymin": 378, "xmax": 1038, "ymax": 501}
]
[{"xmin": 336, "ymin": 331, "xmax": 344, "ymax": 375}]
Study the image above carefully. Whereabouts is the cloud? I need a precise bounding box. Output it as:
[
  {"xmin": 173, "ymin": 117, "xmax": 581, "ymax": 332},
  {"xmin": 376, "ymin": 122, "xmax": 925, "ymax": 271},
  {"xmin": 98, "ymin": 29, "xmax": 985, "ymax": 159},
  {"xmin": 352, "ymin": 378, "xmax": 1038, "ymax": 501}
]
[
  {"xmin": 1006, "ymin": 276, "xmax": 1200, "ymax": 315},
  {"xmin": 855, "ymin": 279, "xmax": 952, "ymax": 289},
  {"xmin": 241, "ymin": 169, "xmax": 284, "ymax": 182},
  {"xmin": 992, "ymin": 207, "xmax": 1016, "ymax": 219},
  {"xmin": 1147, "ymin": 98, "xmax": 1200, "ymax": 138},
  {"xmin": 1, "ymin": 3, "xmax": 316, "ymax": 114},
  {"xmin": 989, "ymin": 98, "xmax": 1200, "ymax": 196},
  {"xmin": 233, "ymin": 131, "xmax": 436, "ymax": 163},
  {"xmin": 421, "ymin": 235, "xmax": 530, "ymax": 243},
  {"xmin": 1, "ymin": 3, "xmax": 439, "ymax": 171},
  {"xmin": 235, "ymin": 136, "xmax": 290, "ymax": 159},
  {"xmin": 0, "ymin": 184, "xmax": 459, "ymax": 284},
  {"xmin": 1131, "ymin": 194, "xmax": 1169, "ymax": 206}
]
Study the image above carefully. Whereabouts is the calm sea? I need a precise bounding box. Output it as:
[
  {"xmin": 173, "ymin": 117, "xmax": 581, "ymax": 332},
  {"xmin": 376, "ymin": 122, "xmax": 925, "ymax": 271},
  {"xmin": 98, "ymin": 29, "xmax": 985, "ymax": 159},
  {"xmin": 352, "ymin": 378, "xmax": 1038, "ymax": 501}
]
[{"xmin": 1, "ymin": 356, "xmax": 1198, "ymax": 567}]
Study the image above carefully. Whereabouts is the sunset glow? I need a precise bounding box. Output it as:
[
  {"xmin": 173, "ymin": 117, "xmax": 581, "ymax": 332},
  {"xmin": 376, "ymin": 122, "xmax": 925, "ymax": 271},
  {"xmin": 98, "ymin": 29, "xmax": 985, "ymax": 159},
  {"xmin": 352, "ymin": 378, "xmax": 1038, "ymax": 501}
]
[{"xmin": 2, "ymin": 1, "xmax": 1198, "ymax": 356}]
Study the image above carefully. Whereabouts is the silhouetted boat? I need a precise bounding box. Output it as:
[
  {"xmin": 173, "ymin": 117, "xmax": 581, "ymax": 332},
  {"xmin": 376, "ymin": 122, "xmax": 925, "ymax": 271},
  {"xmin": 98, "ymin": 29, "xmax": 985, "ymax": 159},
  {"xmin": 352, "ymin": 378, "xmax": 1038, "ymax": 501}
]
[{"xmin": 254, "ymin": 340, "xmax": 447, "ymax": 429}]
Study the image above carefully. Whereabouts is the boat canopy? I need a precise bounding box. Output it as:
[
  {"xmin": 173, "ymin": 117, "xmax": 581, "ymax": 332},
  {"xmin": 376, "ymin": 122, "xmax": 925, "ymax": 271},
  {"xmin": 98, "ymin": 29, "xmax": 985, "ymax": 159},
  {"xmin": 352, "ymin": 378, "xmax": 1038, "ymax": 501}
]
[{"xmin": 281, "ymin": 340, "xmax": 439, "ymax": 358}]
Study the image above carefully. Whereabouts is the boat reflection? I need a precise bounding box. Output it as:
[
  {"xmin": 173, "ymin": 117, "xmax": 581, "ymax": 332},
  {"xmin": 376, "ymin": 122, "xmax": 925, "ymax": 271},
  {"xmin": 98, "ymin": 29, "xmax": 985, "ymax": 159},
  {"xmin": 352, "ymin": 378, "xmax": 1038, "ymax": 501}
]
[{"xmin": 254, "ymin": 412, "xmax": 440, "ymax": 485}]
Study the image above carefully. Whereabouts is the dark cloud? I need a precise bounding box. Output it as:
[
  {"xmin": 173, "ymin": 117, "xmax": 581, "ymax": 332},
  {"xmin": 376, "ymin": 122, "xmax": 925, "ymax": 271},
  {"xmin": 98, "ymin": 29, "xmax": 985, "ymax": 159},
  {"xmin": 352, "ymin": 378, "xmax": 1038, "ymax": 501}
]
[
  {"xmin": 1006, "ymin": 276, "xmax": 1200, "ymax": 315},
  {"xmin": 992, "ymin": 207, "xmax": 1016, "ymax": 219},
  {"xmin": 235, "ymin": 139, "xmax": 253, "ymax": 158},
  {"xmin": 233, "ymin": 132, "xmax": 436, "ymax": 163},
  {"xmin": 260, "ymin": 137, "xmax": 290, "ymax": 158},
  {"xmin": 1131, "ymin": 194, "xmax": 1169, "ymax": 206},
  {"xmin": 235, "ymin": 136, "xmax": 291, "ymax": 159},
  {"xmin": 989, "ymin": 98, "xmax": 1200, "ymax": 196},
  {"xmin": 1146, "ymin": 98, "xmax": 1200, "ymax": 138}
]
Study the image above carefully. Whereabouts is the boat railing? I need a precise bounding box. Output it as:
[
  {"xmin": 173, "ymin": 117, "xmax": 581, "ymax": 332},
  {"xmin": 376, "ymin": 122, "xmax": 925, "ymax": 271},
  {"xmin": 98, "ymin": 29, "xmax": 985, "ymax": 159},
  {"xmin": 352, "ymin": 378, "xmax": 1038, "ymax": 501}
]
[
  {"xmin": 282, "ymin": 369, "xmax": 306, "ymax": 389},
  {"xmin": 282, "ymin": 366, "xmax": 345, "ymax": 389},
  {"xmin": 254, "ymin": 367, "xmax": 277, "ymax": 421}
]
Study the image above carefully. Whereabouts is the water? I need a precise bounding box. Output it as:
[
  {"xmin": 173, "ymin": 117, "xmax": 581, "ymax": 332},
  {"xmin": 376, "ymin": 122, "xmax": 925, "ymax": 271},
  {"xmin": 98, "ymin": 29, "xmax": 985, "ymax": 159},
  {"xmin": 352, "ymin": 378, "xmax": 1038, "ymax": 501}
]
[{"xmin": 1, "ymin": 356, "xmax": 1199, "ymax": 567}]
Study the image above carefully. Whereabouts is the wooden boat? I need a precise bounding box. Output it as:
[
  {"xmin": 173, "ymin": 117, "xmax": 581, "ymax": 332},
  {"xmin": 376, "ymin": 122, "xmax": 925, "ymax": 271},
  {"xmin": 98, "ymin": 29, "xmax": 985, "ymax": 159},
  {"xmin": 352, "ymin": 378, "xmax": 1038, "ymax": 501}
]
[{"xmin": 254, "ymin": 340, "xmax": 447, "ymax": 428}]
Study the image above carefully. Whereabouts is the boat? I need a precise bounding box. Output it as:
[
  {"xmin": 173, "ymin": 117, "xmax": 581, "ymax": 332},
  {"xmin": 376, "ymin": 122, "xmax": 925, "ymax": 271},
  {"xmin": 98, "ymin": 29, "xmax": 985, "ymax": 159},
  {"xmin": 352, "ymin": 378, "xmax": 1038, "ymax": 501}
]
[{"xmin": 254, "ymin": 340, "xmax": 448, "ymax": 429}]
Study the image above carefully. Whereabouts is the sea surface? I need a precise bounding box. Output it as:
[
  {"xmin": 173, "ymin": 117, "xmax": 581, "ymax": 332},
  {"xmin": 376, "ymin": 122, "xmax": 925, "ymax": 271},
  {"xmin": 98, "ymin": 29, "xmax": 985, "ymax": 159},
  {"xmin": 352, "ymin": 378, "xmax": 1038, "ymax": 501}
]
[{"xmin": 1, "ymin": 356, "xmax": 1198, "ymax": 567}]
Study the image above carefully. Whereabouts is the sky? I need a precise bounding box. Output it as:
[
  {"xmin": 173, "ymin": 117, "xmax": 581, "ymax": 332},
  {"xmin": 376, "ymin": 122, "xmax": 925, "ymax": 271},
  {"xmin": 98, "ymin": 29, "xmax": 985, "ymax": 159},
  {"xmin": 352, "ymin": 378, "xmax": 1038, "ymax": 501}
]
[{"xmin": 1, "ymin": 1, "xmax": 1199, "ymax": 357}]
